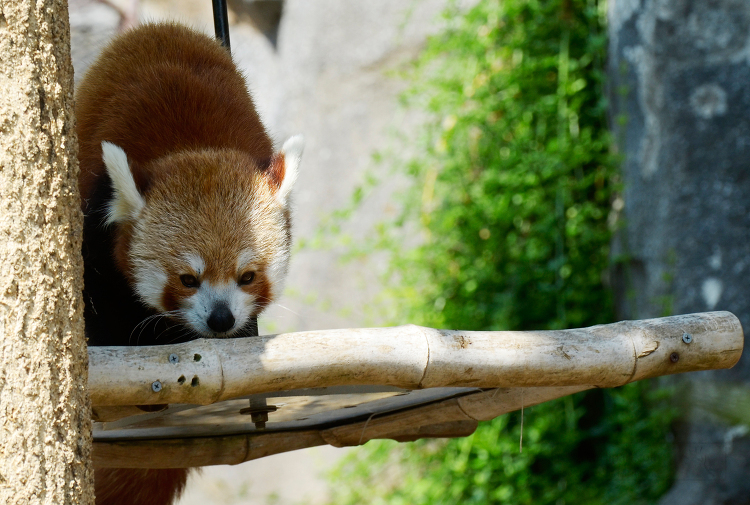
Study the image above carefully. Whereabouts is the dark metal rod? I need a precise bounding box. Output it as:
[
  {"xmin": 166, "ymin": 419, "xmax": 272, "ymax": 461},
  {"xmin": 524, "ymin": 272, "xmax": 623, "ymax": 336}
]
[
  {"xmin": 212, "ymin": 0, "xmax": 257, "ymax": 337},
  {"xmin": 212, "ymin": 0, "xmax": 231, "ymax": 50},
  {"xmin": 214, "ymin": 1, "xmax": 254, "ymax": 335}
]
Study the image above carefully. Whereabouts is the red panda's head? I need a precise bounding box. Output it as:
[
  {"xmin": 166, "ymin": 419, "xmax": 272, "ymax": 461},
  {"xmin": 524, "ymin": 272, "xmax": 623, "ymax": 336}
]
[{"xmin": 100, "ymin": 137, "xmax": 303, "ymax": 338}]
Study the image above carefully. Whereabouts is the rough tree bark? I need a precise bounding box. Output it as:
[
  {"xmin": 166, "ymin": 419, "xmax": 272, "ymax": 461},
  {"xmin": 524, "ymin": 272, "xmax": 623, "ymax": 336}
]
[
  {"xmin": 0, "ymin": 0, "xmax": 94, "ymax": 503},
  {"xmin": 608, "ymin": 1, "xmax": 750, "ymax": 503}
]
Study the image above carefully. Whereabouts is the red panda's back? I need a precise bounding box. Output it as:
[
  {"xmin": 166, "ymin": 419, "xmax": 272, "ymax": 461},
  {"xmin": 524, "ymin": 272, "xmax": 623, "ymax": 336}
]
[{"xmin": 76, "ymin": 23, "xmax": 273, "ymax": 203}]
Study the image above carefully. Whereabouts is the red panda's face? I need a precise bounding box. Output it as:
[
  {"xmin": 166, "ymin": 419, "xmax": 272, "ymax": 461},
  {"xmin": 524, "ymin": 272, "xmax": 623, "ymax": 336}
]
[
  {"xmin": 102, "ymin": 139, "xmax": 302, "ymax": 338},
  {"xmin": 131, "ymin": 245, "xmax": 284, "ymax": 338},
  {"xmin": 169, "ymin": 250, "xmax": 267, "ymax": 336}
]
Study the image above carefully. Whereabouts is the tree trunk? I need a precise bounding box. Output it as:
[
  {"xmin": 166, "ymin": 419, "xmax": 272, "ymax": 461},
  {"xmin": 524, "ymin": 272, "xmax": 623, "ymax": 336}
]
[{"xmin": 0, "ymin": 0, "xmax": 94, "ymax": 503}]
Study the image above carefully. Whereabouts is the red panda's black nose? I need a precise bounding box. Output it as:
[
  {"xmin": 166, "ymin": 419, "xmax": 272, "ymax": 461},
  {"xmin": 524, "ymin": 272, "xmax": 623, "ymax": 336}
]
[{"xmin": 207, "ymin": 303, "xmax": 235, "ymax": 333}]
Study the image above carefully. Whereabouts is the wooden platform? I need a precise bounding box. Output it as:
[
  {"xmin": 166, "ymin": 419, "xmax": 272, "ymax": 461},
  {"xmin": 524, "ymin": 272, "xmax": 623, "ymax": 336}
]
[{"xmin": 90, "ymin": 311, "xmax": 744, "ymax": 468}]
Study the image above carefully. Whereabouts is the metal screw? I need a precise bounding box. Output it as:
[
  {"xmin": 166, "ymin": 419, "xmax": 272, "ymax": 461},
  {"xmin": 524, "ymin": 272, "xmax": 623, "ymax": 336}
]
[
  {"xmin": 670, "ymin": 352, "xmax": 680, "ymax": 363},
  {"xmin": 682, "ymin": 333, "xmax": 692, "ymax": 344},
  {"xmin": 169, "ymin": 353, "xmax": 180, "ymax": 364},
  {"xmin": 239, "ymin": 398, "xmax": 278, "ymax": 430},
  {"xmin": 151, "ymin": 380, "xmax": 162, "ymax": 392},
  {"xmin": 250, "ymin": 411, "xmax": 269, "ymax": 430}
]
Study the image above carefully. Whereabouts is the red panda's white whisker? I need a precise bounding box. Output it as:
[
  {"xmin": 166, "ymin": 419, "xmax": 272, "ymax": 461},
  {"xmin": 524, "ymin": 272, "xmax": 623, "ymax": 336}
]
[
  {"xmin": 128, "ymin": 313, "xmax": 164, "ymax": 345},
  {"xmin": 267, "ymin": 303, "xmax": 300, "ymax": 317},
  {"xmin": 129, "ymin": 310, "xmax": 182, "ymax": 346}
]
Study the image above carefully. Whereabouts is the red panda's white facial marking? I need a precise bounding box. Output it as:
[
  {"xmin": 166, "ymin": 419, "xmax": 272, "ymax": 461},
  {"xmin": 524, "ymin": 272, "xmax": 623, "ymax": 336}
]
[
  {"xmin": 132, "ymin": 258, "xmax": 169, "ymax": 311},
  {"xmin": 184, "ymin": 253, "xmax": 206, "ymax": 278},
  {"xmin": 170, "ymin": 250, "xmax": 264, "ymax": 337},
  {"xmin": 179, "ymin": 279, "xmax": 257, "ymax": 337},
  {"xmin": 102, "ymin": 140, "xmax": 303, "ymax": 339}
]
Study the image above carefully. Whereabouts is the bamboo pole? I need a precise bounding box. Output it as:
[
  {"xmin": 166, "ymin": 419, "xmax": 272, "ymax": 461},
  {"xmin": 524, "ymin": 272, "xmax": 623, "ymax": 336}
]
[
  {"xmin": 89, "ymin": 311, "xmax": 743, "ymax": 407},
  {"xmin": 0, "ymin": 0, "xmax": 94, "ymax": 502}
]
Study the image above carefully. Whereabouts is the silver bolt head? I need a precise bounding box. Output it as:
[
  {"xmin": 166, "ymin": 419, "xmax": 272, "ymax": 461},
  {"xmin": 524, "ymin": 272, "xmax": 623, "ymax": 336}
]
[
  {"xmin": 682, "ymin": 333, "xmax": 692, "ymax": 344},
  {"xmin": 169, "ymin": 353, "xmax": 179, "ymax": 364},
  {"xmin": 151, "ymin": 380, "xmax": 163, "ymax": 392}
]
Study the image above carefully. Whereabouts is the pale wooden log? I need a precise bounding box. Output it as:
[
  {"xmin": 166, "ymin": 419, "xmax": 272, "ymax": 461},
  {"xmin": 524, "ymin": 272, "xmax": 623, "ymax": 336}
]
[
  {"xmin": 219, "ymin": 327, "xmax": 429, "ymax": 399},
  {"xmin": 89, "ymin": 326, "xmax": 429, "ymax": 406},
  {"xmin": 89, "ymin": 311, "xmax": 743, "ymax": 407},
  {"xmin": 419, "ymin": 312, "xmax": 743, "ymax": 387}
]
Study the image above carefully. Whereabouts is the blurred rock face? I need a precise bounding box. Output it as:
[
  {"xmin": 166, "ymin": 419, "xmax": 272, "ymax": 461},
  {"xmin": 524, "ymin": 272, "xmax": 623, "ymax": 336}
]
[{"xmin": 609, "ymin": 1, "xmax": 750, "ymax": 503}]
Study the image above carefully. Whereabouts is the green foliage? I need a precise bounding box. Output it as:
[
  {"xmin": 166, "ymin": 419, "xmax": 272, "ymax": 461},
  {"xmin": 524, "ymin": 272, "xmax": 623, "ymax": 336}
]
[
  {"xmin": 325, "ymin": 0, "xmax": 675, "ymax": 503},
  {"xmin": 383, "ymin": 0, "xmax": 615, "ymax": 332},
  {"xmin": 329, "ymin": 383, "xmax": 675, "ymax": 505}
]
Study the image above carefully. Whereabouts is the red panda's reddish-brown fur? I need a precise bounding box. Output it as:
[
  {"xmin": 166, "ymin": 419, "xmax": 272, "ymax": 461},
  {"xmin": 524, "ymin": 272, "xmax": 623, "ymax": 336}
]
[
  {"xmin": 77, "ymin": 23, "xmax": 302, "ymax": 505},
  {"xmin": 76, "ymin": 22, "xmax": 282, "ymax": 286},
  {"xmin": 76, "ymin": 23, "xmax": 274, "ymax": 205},
  {"xmin": 94, "ymin": 469, "xmax": 189, "ymax": 505}
]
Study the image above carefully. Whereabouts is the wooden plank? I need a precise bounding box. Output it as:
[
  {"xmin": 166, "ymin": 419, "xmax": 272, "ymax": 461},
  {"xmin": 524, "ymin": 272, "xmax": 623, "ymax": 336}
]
[
  {"xmin": 320, "ymin": 386, "xmax": 593, "ymax": 447},
  {"xmin": 457, "ymin": 386, "xmax": 592, "ymax": 421},
  {"xmin": 91, "ymin": 385, "xmax": 595, "ymax": 467},
  {"xmin": 92, "ymin": 431, "xmax": 327, "ymax": 468},
  {"xmin": 321, "ymin": 397, "xmax": 476, "ymax": 447}
]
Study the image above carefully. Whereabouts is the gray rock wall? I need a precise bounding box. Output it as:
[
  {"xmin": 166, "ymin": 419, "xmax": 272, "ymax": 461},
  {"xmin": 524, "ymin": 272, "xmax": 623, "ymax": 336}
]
[{"xmin": 608, "ymin": 1, "xmax": 750, "ymax": 503}]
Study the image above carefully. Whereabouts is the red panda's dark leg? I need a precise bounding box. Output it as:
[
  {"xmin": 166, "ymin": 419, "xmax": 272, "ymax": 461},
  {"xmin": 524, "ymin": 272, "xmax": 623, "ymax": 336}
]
[{"xmin": 95, "ymin": 468, "xmax": 191, "ymax": 505}]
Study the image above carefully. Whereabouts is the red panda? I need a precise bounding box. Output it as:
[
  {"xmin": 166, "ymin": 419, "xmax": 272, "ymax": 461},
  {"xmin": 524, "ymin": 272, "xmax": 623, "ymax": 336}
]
[{"xmin": 76, "ymin": 23, "xmax": 303, "ymax": 505}]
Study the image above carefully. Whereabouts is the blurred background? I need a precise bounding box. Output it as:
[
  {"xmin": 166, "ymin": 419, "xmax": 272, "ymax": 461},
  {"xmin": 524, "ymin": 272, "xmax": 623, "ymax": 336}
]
[{"xmin": 70, "ymin": 0, "xmax": 750, "ymax": 504}]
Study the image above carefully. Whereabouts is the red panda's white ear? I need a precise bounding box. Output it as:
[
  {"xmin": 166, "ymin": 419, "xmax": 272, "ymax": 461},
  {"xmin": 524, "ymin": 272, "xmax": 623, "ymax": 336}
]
[
  {"xmin": 102, "ymin": 141, "xmax": 145, "ymax": 225},
  {"xmin": 268, "ymin": 135, "xmax": 304, "ymax": 206}
]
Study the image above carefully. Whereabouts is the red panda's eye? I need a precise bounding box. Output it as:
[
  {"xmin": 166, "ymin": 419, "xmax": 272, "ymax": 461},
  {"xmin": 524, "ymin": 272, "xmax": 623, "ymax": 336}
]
[
  {"xmin": 239, "ymin": 271, "xmax": 255, "ymax": 285},
  {"xmin": 180, "ymin": 274, "xmax": 199, "ymax": 288}
]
